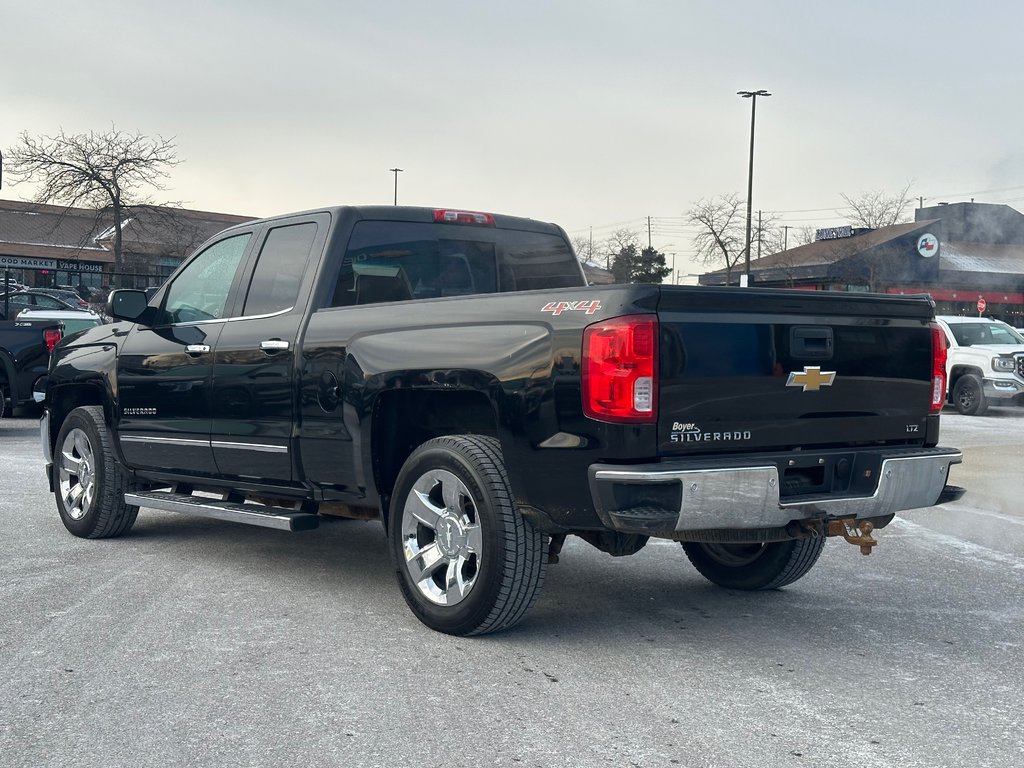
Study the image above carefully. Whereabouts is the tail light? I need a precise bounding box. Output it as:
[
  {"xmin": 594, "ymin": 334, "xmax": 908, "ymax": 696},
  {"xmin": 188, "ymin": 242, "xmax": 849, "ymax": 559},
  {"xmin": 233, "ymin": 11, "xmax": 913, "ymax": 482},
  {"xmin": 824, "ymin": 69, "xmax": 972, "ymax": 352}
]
[
  {"xmin": 929, "ymin": 321, "xmax": 947, "ymax": 414},
  {"xmin": 433, "ymin": 209, "xmax": 496, "ymax": 226},
  {"xmin": 583, "ymin": 315, "xmax": 658, "ymax": 424},
  {"xmin": 44, "ymin": 328, "xmax": 63, "ymax": 353}
]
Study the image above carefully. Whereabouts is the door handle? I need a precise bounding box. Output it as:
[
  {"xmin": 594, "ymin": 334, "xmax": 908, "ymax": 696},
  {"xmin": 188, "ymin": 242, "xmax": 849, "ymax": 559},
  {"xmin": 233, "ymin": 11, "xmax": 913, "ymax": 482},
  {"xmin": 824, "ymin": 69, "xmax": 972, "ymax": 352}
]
[
  {"xmin": 260, "ymin": 339, "xmax": 290, "ymax": 353},
  {"xmin": 184, "ymin": 344, "xmax": 210, "ymax": 356}
]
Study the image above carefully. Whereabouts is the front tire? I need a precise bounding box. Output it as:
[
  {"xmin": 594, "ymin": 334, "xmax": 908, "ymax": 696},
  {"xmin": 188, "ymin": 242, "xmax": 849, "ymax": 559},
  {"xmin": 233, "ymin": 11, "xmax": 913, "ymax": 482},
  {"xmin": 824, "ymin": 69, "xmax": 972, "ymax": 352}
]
[
  {"xmin": 682, "ymin": 537, "xmax": 826, "ymax": 590},
  {"xmin": 54, "ymin": 406, "xmax": 138, "ymax": 538},
  {"xmin": 952, "ymin": 374, "xmax": 988, "ymax": 416},
  {"xmin": 390, "ymin": 435, "xmax": 547, "ymax": 636}
]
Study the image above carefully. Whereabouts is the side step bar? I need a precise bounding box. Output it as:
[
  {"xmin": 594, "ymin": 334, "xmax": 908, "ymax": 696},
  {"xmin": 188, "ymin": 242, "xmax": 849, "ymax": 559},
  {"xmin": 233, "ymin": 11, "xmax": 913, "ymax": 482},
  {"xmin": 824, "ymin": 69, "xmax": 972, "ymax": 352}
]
[{"xmin": 125, "ymin": 491, "xmax": 319, "ymax": 532}]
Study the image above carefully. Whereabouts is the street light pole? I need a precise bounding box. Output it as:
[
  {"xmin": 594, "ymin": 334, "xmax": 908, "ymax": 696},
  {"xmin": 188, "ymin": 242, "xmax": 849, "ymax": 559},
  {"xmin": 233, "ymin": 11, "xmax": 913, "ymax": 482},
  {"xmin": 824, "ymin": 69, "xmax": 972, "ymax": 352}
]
[
  {"xmin": 389, "ymin": 167, "xmax": 403, "ymax": 205},
  {"xmin": 738, "ymin": 89, "xmax": 771, "ymax": 285}
]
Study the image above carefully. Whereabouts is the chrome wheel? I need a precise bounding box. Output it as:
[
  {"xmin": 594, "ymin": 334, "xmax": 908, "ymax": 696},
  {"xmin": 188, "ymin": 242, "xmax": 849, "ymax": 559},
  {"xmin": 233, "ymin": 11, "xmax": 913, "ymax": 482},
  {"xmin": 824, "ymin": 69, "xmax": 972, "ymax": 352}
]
[
  {"xmin": 58, "ymin": 427, "xmax": 96, "ymax": 521},
  {"xmin": 400, "ymin": 468, "xmax": 483, "ymax": 607}
]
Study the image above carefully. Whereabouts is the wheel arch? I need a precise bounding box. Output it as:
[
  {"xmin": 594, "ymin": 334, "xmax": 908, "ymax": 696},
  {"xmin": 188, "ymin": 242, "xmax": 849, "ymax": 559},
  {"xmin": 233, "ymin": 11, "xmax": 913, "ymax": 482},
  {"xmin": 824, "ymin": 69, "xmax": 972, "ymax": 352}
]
[
  {"xmin": 947, "ymin": 364, "xmax": 985, "ymax": 401},
  {"xmin": 370, "ymin": 388, "xmax": 499, "ymax": 531},
  {"xmin": 47, "ymin": 383, "xmax": 113, "ymax": 462}
]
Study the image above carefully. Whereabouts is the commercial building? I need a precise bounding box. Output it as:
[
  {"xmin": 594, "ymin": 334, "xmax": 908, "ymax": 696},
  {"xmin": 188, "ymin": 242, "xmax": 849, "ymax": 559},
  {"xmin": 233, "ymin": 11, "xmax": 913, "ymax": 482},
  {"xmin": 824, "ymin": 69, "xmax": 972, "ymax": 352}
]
[
  {"xmin": 699, "ymin": 202, "xmax": 1024, "ymax": 325},
  {"xmin": 0, "ymin": 199, "xmax": 253, "ymax": 294}
]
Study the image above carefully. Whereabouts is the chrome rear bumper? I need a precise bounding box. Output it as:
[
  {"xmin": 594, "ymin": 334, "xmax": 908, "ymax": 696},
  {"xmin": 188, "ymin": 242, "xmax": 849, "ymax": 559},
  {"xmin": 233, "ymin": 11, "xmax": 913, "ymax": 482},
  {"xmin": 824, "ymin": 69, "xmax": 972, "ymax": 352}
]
[{"xmin": 589, "ymin": 447, "xmax": 963, "ymax": 535}]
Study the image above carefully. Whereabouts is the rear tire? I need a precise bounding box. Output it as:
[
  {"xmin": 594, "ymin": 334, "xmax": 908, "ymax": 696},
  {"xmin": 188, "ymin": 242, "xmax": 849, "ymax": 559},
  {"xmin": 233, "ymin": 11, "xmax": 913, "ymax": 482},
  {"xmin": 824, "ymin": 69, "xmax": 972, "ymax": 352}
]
[
  {"xmin": 54, "ymin": 406, "xmax": 138, "ymax": 538},
  {"xmin": 952, "ymin": 374, "xmax": 987, "ymax": 416},
  {"xmin": 682, "ymin": 537, "xmax": 826, "ymax": 590},
  {"xmin": 390, "ymin": 435, "xmax": 547, "ymax": 636}
]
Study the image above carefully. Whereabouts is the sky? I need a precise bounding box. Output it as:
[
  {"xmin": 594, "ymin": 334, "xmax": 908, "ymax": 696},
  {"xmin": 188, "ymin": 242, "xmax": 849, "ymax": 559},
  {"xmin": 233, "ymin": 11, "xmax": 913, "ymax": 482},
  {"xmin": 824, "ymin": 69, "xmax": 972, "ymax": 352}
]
[{"xmin": 3, "ymin": 0, "xmax": 1024, "ymax": 277}]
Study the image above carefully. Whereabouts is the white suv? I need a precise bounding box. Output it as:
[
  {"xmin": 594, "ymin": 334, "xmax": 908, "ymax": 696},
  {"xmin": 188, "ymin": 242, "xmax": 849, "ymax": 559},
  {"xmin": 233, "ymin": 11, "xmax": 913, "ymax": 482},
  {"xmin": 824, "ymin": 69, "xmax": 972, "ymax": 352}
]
[{"xmin": 936, "ymin": 315, "xmax": 1024, "ymax": 415}]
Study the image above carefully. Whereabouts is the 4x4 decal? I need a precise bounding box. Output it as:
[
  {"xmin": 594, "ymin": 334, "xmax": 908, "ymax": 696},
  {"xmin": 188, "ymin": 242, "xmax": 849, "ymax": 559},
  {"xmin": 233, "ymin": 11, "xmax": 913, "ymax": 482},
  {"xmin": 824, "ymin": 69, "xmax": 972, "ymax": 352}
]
[{"xmin": 541, "ymin": 300, "xmax": 602, "ymax": 316}]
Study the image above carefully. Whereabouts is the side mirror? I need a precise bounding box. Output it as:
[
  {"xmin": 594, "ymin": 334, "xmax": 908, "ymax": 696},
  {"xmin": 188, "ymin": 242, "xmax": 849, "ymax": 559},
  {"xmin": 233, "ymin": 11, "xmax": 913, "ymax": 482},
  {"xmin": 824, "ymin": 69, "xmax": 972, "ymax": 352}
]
[{"xmin": 108, "ymin": 289, "xmax": 149, "ymax": 322}]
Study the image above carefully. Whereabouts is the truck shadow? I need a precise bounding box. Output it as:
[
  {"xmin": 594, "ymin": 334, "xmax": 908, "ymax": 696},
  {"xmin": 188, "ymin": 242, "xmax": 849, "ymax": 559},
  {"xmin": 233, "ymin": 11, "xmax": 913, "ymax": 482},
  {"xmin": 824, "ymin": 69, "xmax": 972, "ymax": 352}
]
[{"xmin": 123, "ymin": 512, "xmax": 919, "ymax": 649}]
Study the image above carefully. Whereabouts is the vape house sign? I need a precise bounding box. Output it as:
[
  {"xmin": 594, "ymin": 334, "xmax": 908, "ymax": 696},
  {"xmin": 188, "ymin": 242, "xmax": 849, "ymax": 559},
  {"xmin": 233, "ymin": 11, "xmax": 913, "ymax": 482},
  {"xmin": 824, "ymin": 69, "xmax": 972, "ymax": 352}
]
[{"xmin": 0, "ymin": 255, "xmax": 105, "ymax": 273}]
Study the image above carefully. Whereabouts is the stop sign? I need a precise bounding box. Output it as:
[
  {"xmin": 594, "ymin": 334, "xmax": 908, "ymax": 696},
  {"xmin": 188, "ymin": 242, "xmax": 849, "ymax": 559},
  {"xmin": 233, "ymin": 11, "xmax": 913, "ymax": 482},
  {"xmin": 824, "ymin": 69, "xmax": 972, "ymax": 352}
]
[{"xmin": 977, "ymin": 297, "xmax": 987, "ymax": 314}]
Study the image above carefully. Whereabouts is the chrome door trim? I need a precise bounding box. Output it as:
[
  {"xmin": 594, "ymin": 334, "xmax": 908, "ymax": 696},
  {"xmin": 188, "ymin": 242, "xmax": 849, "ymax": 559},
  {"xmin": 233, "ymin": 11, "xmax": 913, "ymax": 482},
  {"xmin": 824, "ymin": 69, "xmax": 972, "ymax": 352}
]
[
  {"xmin": 120, "ymin": 435, "xmax": 211, "ymax": 447},
  {"xmin": 211, "ymin": 440, "xmax": 288, "ymax": 454}
]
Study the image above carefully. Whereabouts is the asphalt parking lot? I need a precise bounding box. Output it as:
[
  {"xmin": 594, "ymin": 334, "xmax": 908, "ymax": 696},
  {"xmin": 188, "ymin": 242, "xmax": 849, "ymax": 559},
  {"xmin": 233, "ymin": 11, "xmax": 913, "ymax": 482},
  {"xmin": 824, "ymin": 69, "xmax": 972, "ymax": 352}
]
[{"xmin": 1, "ymin": 409, "xmax": 1021, "ymax": 768}]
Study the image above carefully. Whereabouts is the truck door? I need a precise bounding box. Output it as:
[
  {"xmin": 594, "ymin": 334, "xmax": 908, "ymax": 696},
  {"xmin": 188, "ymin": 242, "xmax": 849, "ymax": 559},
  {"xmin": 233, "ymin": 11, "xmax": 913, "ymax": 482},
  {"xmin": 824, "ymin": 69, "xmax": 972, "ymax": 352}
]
[
  {"xmin": 117, "ymin": 231, "xmax": 254, "ymax": 475},
  {"xmin": 208, "ymin": 216, "xmax": 326, "ymax": 485}
]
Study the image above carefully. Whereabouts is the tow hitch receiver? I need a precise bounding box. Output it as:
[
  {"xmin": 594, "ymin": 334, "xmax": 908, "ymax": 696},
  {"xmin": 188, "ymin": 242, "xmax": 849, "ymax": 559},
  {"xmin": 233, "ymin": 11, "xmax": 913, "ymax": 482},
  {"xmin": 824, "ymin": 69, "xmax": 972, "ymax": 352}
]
[{"xmin": 827, "ymin": 519, "xmax": 878, "ymax": 555}]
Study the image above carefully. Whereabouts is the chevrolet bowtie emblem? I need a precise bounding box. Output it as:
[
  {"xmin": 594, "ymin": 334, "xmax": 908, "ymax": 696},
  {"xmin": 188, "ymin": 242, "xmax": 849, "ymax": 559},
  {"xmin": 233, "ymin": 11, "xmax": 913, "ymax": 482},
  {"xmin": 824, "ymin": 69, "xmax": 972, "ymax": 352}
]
[{"xmin": 786, "ymin": 366, "xmax": 836, "ymax": 392}]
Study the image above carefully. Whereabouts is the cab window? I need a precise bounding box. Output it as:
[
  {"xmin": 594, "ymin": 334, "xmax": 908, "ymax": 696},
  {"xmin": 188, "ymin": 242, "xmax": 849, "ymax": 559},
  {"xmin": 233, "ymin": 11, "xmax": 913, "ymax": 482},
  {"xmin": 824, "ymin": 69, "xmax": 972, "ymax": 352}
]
[
  {"xmin": 164, "ymin": 233, "xmax": 251, "ymax": 324},
  {"xmin": 242, "ymin": 222, "xmax": 318, "ymax": 316}
]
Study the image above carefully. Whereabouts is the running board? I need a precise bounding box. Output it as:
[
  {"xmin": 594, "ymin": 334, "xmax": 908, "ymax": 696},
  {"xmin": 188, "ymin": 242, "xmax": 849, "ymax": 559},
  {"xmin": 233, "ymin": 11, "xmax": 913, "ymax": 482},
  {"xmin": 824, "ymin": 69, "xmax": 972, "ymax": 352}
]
[{"xmin": 124, "ymin": 491, "xmax": 319, "ymax": 532}]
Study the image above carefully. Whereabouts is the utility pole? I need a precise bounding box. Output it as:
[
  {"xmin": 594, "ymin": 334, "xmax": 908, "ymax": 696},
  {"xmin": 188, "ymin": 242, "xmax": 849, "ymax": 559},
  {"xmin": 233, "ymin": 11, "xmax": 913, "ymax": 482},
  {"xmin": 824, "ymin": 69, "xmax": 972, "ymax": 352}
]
[
  {"xmin": 389, "ymin": 167, "xmax": 403, "ymax": 205},
  {"xmin": 918, "ymin": 196, "xmax": 925, "ymax": 209},
  {"xmin": 738, "ymin": 89, "xmax": 771, "ymax": 284},
  {"xmin": 757, "ymin": 210, "xmax": 762, "ymax": 259},
  {"xmin": 783, "ymin": 225, "xmax": 791, "ymax": 251},
  {"xmin": 647, "ymin": 216, "xmax": 652, "ymax": 250},
  {"xmin": 1, "ymin": 150, "xmax": 7, "ymax": 319}
]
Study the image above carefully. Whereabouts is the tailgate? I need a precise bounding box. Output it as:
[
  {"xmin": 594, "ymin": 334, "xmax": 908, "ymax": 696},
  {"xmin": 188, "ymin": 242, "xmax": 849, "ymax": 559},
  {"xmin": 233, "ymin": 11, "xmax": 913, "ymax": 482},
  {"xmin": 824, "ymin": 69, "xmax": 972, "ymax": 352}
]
[{"xmin": 657, "ymin": 289, "xmax": 935, "ymax": 456}]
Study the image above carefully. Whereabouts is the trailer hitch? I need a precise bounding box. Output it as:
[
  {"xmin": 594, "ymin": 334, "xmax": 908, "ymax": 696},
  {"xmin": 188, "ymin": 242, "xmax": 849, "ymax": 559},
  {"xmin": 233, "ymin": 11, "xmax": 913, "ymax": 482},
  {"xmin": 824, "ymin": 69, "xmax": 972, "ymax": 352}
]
[{"xmin": 827, "ymin": 519, "xmax": 878, "ymax": 555}]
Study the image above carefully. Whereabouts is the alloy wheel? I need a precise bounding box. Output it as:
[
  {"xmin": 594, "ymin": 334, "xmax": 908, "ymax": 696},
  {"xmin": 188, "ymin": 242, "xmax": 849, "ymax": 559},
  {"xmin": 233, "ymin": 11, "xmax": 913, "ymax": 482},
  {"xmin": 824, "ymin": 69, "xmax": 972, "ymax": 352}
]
[
  {"xmin": 400, "ymin": 468, "xmax": 483, "ymax": 607},
  {"xmin": 58, "ymin": 428, "xmax": 96, "ymax": 521}
]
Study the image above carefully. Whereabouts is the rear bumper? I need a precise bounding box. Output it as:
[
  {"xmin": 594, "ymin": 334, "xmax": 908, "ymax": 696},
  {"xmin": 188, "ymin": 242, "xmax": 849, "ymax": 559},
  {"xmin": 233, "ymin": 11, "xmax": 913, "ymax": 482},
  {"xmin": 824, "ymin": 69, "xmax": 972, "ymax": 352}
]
[{"xmin": 588, "ymin": 446, "xmax": 963, "ymax": 536}]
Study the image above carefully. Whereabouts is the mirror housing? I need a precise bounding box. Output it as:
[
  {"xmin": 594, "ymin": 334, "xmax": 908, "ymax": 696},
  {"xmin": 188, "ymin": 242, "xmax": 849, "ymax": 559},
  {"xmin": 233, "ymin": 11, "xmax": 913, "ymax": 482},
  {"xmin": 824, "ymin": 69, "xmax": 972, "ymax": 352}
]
[{"xmin": 108, "ymin": 289, "xmax": 150, "ymax": 323}]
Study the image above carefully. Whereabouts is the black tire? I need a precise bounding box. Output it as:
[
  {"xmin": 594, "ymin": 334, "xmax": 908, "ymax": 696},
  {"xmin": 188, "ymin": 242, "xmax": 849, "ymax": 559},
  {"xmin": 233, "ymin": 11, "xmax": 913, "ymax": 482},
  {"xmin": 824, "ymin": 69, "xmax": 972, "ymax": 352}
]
[
  {"xmin": 389, "ymin": 435, "xmax": 547, "ymax": 636},
  {"xmin": 952, "ymin": 374, "xmax": 988, "ymax": 416},
  {"xmin": 54, "ymin": 406, "xmax": 138, "ymax": 538},
  {"xmin": 682, "ymin": 537, "xmax": 826, "ymax": 590}
]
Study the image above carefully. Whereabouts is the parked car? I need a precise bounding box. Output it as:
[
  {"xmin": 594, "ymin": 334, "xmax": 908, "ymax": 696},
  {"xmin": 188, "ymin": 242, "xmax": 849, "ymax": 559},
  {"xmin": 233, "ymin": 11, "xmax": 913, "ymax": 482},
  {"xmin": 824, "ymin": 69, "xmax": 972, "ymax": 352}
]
[
  {"xmin": 28, "ymin": 287, "xmax": 92, "ymax": 310},
  {"xmin": 0, "ymin": 290, "xmax": 82, "ymax": 319},
  {"xmin": 54, "ymin": 284, "xmax": 93, "ymax": 302},
  {"xmin": 935, "ymin": 315, "xmax": 1024, "ymax": 414},
  {"xmin": 16, "ymin": 308, "xmax": 104, "ymax": 336}
]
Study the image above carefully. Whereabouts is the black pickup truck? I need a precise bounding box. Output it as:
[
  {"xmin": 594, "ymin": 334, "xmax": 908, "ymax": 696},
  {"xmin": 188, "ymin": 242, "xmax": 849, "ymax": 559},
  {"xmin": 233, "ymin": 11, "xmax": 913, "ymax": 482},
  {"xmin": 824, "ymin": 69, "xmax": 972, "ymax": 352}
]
[
  {"xmin": 40, "ymin": 205, "xmax": 964, "ymax": 635},
  {"xmin": 1, "ymin": 318, "xmax": 62, "ymax": 418}
]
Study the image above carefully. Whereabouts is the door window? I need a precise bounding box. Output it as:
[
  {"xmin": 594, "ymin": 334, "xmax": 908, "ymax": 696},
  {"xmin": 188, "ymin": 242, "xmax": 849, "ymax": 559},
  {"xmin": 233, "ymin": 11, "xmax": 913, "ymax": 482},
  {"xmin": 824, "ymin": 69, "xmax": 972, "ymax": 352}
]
[
  {"xmin": 242, "ymin": 222, "xmax": 318, "ymax": 316},
  {"xmin": 164, "ymin": 233, "xmax": 251, "ymax": 324}
]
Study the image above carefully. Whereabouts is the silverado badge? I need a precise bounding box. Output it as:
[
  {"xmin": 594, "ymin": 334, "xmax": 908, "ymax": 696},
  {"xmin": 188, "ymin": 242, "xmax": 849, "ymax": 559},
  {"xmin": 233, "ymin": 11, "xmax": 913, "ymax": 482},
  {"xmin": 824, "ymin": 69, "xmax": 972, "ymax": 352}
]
[{"xmin": 786, "ymin": 366, "xmax": 836, "ymax": 392}]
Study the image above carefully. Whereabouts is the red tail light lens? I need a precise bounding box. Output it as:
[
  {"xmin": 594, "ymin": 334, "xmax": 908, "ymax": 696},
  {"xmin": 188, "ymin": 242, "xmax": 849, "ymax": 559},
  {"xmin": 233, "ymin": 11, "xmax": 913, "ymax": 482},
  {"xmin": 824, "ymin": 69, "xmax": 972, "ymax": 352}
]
[
  {"xmin": 433, "ymin": 209, "xmax": 496, "ymax": 226},
  {"xmin": 44, "ymin": 328, "xmax": 63, "ymax": 352},
  {"xmin": 929, "ymin": 321, "xmax": 947, "ymax": 414},
  {"xmin": 583, "ymin": 315, "xmax": 658, "ymax": 424}
]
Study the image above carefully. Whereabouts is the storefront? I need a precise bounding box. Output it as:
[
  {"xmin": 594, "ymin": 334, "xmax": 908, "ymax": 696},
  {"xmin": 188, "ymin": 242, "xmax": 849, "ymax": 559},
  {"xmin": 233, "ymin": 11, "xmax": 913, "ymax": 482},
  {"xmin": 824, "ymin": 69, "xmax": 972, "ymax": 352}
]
[
  {"xmin": 0, "ymin": 254, "xmax": 107, "ymax": 292},
  {"xmin": 702, "ymin": 202, "xmax": 1024, "ymax": 325}
]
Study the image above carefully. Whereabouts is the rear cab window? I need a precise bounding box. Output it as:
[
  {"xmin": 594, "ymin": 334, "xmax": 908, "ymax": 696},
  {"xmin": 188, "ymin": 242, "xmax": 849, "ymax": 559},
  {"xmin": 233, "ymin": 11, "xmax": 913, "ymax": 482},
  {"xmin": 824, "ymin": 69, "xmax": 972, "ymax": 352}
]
[{"xmin": 324, "ymin": 221, "xmax": 583, "ymax": 308}]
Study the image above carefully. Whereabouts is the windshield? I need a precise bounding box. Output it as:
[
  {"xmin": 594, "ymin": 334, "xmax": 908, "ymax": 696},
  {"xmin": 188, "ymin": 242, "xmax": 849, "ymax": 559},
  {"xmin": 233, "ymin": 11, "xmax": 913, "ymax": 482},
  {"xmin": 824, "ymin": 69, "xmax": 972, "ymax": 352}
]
[{"xmin": 947, "ymin": 321, "xmax": 1024, "ymax": 346}]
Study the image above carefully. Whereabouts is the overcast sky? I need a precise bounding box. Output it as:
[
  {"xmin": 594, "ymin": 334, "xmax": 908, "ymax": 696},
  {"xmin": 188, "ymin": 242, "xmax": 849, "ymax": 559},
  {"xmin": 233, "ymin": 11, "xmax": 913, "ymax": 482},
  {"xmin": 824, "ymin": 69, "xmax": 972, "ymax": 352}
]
[{"xmin": 3, "ymin": 0, "xmax": 1023, "ymax": 275}]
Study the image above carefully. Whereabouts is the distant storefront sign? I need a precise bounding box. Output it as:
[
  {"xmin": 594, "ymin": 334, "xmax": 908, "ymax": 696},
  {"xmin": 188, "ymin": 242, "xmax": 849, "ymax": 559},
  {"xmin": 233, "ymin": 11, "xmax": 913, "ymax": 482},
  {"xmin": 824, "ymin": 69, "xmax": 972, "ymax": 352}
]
[
  {"xmin": 815, "ymin": 225, "xmax": 854, "ymax": 241},
  {"xmin": 916, "ymin": 233, "xmax": 939, "ymax": 258},
  {"xmin": 0, "ymin": 255, "xmax": 105, "ymax": 273}
]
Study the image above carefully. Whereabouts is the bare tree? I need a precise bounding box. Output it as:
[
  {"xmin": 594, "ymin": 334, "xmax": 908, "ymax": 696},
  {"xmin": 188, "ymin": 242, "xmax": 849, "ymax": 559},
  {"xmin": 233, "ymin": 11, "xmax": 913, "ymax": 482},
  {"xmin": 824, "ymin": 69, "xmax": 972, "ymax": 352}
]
[
  {"xmin": 840, "ymin": 183, "xmax": 913, "ymax": 229},
  {"xmin": 794, "ymin": 226, "xmax": 816, "ymax": 248},
  {"xmin": 602, "ymin": 228, "xmax": 640, "ymax": 271},
  {"xmin": 687, "ymin": 194, "xmax": 749, "ymax": 285},
  {"xmin": 4, "ymin": 127, "xmax": 179, "ymax": 285},
  {"xmin": 571, "ymin": 234, "xmax": 596, "ymax": 264}
]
